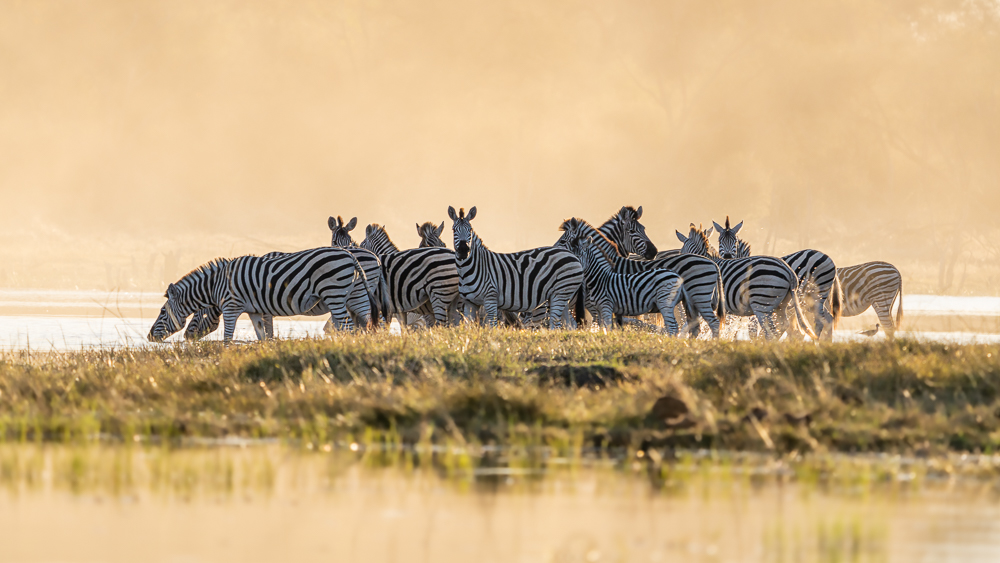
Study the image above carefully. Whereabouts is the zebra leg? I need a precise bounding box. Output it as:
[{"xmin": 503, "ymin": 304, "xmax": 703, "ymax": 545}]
[
  {"xmin": 747, "ymin": 316, "xmax": 759, "ymax": 340},
  {"xmin": 249, "ymin": 313, "xmax": 268, "ymax": 341},
  {"xmin": 872, "ymin": 294, "xmax": 898, "ymax": 338},
  {"xmin": 222, "ymin": 303, "xmax": 243, "ymax": 342},
  {"xmin": 599, "ymin": 302, "xmax": 615, "ymax": 330},
  {"xmin": 750, "ymin": 306, "xmax": 775, "ymax": 341},
  {"xmin": 483, "ymin": 290, "xmax": 500, "ymax": 327},
  {"xmin": 656, "ymin": 294, "xmax": 680, "ymax": 336}
]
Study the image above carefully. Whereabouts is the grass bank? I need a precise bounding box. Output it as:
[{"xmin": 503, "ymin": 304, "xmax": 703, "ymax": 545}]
[{"xmin": 1, "ymin": 328, "xmax": 999, "ymax": 455}]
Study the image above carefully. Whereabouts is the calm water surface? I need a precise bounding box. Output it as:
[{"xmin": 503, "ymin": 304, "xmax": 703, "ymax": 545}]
[
  {"xmin": 0, "ymin": 289, "xmax": 997, "ymax": 350},
  {"xmin": 1, "ymin": 445, "xmax": 999, "ymax": 562}
]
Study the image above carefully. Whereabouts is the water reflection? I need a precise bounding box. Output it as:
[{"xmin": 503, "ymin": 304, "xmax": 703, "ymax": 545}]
[{"xmin": 1, "ymin": 444, "xmax": 999, "ymax": 562}]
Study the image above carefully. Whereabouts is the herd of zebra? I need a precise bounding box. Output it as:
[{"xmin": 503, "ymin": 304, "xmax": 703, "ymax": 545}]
[{"xmin": 147, "ymin": 206, "xmax": 904, "ymax": 343}]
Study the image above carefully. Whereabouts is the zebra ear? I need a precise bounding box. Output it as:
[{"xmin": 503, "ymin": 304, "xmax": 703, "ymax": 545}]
[
  {"xmin": 448, "ymin": 206, "xmax": 458, "ymax": 221},
  {"xmin": 467, "ymin": 206, "xmax": 477, "ymax": 221},
  {"xmin": 676, "ymin": 231, "xmax": 687, "ymax": 243},
  {"xmin": 166, "ymin": 283, "xmax": 177, "ymax": 299},
  {"xmin": 732, "ymin": 221, "xmax": 743, "ymax": 235},
  {"xmin": 328, "ymin": 216, "xmax": 337, "ymax": 231},
  {"xmin": 345, "ymin": 217, "xmax": 357, "ymax": 231},
  {"xmin": 415, "ymin": 223, "xmax": 421, "ymax": 235},
  {"xmin": 437, "ymin": 221, "xmax": 445, "ymax": 236},
  {"xmin": 705, "ymin": 226, "xmax": 714, "ymax": 237},
  {"xmin": 636, "ymin": 206, "xmax": 643, "ymax": 219},
  {"xmin": 366, "ymin": 224, "xmax": 374, "ymax": 237},
  {"xmin": 712, "ymin": 221, "xmax": 724, "ymax": 233}
]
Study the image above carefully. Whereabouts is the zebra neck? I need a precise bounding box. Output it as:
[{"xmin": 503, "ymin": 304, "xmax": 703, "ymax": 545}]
[
  {"xmin": 579, "ymin": 223, "xmax": 626, "ymax": 262},
  {"xmin": 597, "ymin": 221, "xmax": 628, "ymax": 257},
  {"xmin": 372, "ymin": 240, "xmax": 399, "ymax": 256},
  {"xmin": 584, "ymin": 255, "xmax": 613, "ymax": 283}
]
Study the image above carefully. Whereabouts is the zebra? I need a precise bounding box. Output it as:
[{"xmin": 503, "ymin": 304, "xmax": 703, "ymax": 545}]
[
  {"xmin": 359, "ymin": 223, "xmax": 462, "ymax": 327},
  {"xmin": 721, "ymin": 218, "xmax": 842, "ymax": 341},
  {"xmin": 417, "ymin": 221, "xmax": 446, "ymax": 248},
  {"xmin": 176, "ymin": 250, "xmax": 347, "ymax": 341},
  {"xmin": 329, "ymin": 216, "xmax": 358, "ymax": 247},
  {"xmin": 836, "ymin": 262, "xmax": 904, "ymax": 338},
  {"xmin": 555, "ymin": 217, "xmax": 725, "ymax": 338},
  {"xmin": 449, "ymin": 206, "xmax": 584, "ymax": 328},
  {"xmin": 148, "ymin": 248, "xmax": 379, "ymax": 343},
  {"xmin": 678, "ymin": 223, "xmax": 817, "ymax": 340},
  {"xmin": 567, "ymin": 233, "xmax": 684, "ymax": 334},
  {"xmin": 148, "ymin": 249, "xmax": 377, "ymax": 342}
]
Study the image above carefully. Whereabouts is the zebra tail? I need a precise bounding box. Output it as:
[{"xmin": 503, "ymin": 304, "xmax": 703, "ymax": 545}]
[
  {"xmin": 895, "ymin": 280, "xmax": 904, "ymax": 329},
  {"xmin": 715, "ymin": 276, "xmax": 726, "ymax": 325},
  {"xmin": 348, "ymin": 253, "xmax": 380, "ymax": 330},
  {"xmin": 789, "ymin": 291, "xmax": 819, "ymax": 340},
  {"xmin": 670, "ymin": 278, "xmax": 686, "ymax": 310},
  {"xmin": 574, "ymin": 285, "xmax": 586, "ymax": 326},
  {"xmin": 831, "ymin": 275, "xmax": 843, "ymax": 327}
]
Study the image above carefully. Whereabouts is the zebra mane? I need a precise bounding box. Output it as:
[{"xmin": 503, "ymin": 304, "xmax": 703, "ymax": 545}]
[
  {"xmin": 417, "ymin": 221, "xmax": 438, "ymax": 234},
  {"xmin": 608, "ymin": 206, "xmax": 639, "ymax": 223},
  {"xmin": 181, "ymin": 258, "xmax": 229, "ymax": 281},
  {"xmin": 736, "ymin": 239, "xmax": 752, "ymax": 258},
  {"xmin": 559, "ymin": 218, "xmax": 621, "ymax": 256},
  {"xmin": 686, "ymin": 227, "xmax": 720, "ymax": 258}
]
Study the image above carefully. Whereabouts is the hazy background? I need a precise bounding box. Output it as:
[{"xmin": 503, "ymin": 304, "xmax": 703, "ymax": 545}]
[{"xmin": 1, "ymin": 0, "xmax": 999, "ymax": 294}]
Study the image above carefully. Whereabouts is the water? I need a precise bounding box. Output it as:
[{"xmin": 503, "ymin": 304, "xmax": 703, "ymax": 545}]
[
  {"xmin": 2, "ymin": 444, "xmax": 1000, "ymax": 562},
  {"xmin": 0, "ymin": 289, "xmax": 996, "ymax": 349}
]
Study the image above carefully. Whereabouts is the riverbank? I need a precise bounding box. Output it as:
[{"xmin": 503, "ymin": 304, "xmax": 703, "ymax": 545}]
[{"xmin": 1, "ymin": 328, "xmax": 998, "ymax": 455}]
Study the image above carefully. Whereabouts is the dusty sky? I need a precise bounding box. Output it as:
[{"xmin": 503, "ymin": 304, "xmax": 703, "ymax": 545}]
[{"xmin": 1, "ymin": 0, "xmax": 999, "ymax": 290}]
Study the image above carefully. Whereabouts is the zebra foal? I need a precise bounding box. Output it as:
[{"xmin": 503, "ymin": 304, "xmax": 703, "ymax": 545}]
[{"xmin": 568, "ymin": 234, "xmax": 684, "ymax": 334}]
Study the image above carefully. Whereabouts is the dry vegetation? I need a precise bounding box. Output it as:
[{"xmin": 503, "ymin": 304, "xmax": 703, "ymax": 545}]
[{"xmin": 1, "ymin": 328, "xmax": 999, "ymax": 456}]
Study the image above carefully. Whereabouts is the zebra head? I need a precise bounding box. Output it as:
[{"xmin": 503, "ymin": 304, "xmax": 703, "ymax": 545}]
[
  {"xmin": 448, "ymin": 206, "xmax": 477, "ymax": 260},
  {"xmin": 328, "ymin": 216, "xmax": 358, "ymax": 247},
  {"xmin": 184, "ymin": 307, "xmax": 221, "ymax": 341},
  {"xmin": 148, "ymin": 259, "xmax": 230, "ymax": 342},
  {"xmin": 675, "ymin": 223, "xmax": 719, "ymax": 258},
  {"xmin": 148, "ymin": 298, "xmax": 185, "ymax": 343},
  {"xmin": 360, "ymin": 224, "xmax": 399, "ymax": 255},
  {"xmin": 555, "ymin": 217, "xmax": 585, "ymax": 248},
  {"xmin": 606, "ymin": 206, "xmax": 657, "ymax": 259},
  {"xmin": 417, "ymin": 221, "xmax": 446, "ymax": 248},
  {"xmin": 712, "ymin": 216, "xmax": 743, "ymax": 260},
  {"xmin": 569, "ymin": 234, "xmax": 614, "ymax": 273}
]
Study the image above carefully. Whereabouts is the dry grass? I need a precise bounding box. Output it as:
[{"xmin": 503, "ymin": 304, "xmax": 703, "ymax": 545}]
[{"xmin": 0, "ymin": 327, "xmax": 999, "ymax": 455}]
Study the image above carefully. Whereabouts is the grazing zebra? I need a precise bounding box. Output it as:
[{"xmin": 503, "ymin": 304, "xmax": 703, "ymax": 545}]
[
  {"xmin": 556, "ymin": 217, "xmax": 725, "ymax": 338},
  {"xmin": 329, "ymin": 216, "xmax": 358, "ymax": 247},
  {"xmin": 568, "ymin": 234, "xmax": 684, "ymax": 334},
  {"xmin": 148, "ymin": 248, "xmax": 378, "ymax": 342},
  {"xmin": 417, "ymin": 221, "xmax": 446, "ymax": 248},
  {"xmin": 721, "ymin": 218, "xmax": 842, "ymax": 341},
  {"xmin": 678, "ymin": 223, "xmax": 817, "ymax": 340},
  {"xmin": 449, "ymin": 206, "xmax": 584, "ymax": 328},
  {"xmin": 149, "ymin": 248, "xmax": 378, "ymax": 343},
  {"xmin": 359, "ymin": 223, "xmax": 462, "ymax": 327},
  {"xmin": 836, "ymin": 261, "xmax": 904, "ymax": 338},
  {"xmin": 176, "ymin": 251, "xmax": 334, "ymax": 341}
]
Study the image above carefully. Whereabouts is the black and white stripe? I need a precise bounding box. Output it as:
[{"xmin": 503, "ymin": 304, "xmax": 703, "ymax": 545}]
[
  {"xmin": 417, "ymin": 221, "xmax": 446, "ymax": 248},
  {"xmin": 449, "ymin": 206, "xmax": 583, "ymax": 328},
  {"xmin": 556, "ymin": 217, "xmax": 725, "ymax": 338},
  {"xmin": 360, "ymin": 223, "xmax": 461, "ymax": 327},
  {"xmin": 836, "ymin": 261, "xmax": 904, "ymax": 337},
  {"xmin": 568, "ymin": 233, "xmax": 684, "ymax": 334},
  {"xmin": 722, "ymin": 219, "xmax": 842, "ymax": 340},
  {"xmin": 678, "ymin": 223, "xmax": 817, "ymax": 340},
  {"xmin": 148, "ymin": 248, "xmax": 378, "ymax": 342}
]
